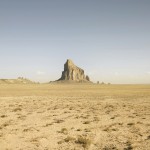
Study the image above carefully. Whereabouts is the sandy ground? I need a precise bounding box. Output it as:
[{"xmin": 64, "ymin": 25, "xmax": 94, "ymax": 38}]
[{"xmin": 0, "ymin": 84, "xmax": 150, "ymax": 150}]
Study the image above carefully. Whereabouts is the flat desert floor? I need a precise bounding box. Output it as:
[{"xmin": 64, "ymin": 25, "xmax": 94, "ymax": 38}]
[{"xmin": 0, "ymin": 84, "xmax": 150, "ymax": 150}]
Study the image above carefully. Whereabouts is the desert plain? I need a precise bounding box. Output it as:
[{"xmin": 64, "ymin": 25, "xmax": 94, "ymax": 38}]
[{"xmin": 0, "ymin": 84, "xmax": 150, "ymax": 150}]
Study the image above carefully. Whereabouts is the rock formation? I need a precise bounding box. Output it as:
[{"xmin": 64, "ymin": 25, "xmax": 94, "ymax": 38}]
[{"xmin": 57, "ymin": 59, "xmax": 90, "ymax": 82}]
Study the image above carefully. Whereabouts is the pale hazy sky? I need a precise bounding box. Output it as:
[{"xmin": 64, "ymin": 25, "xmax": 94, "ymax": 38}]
[{"xmin": 0, "ymin": 0, "xmax": 150, "ymax": 83}]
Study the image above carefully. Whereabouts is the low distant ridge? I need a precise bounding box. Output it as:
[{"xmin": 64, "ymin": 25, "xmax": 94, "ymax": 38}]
[
  {"xmin": 57, "ymin": 59, "xmax": 91, "ymax": 83},
  {"xmin": 0, "ymin": 77, "xmax": 35, "ymax": 84}
]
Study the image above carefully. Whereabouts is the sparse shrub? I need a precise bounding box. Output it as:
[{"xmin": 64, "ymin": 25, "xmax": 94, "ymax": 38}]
[
  {"xmin": 103, "ymin": 127, "xmax": 109, "ymax": 132},
  {"xmin": 69, "ymin": 107, "xmax": 73, "ymax": 110},
  {"xmin": 77, "ymin": 128, "xmax": 82, "ymax": 131},
  {"xmin": 112, "ymin": 128, "xmax": 117, "ymax": 131},
  {"xmin": 1, "ymin": 115, "xmax": 7, "ymax": 118},
  {"xmin": 124, "ymin": 145, "xmax": 133, "ymax": 150},
  {"xmin": 3, "ymin": 123, "xmax": 9, "ymax": 127},
  {"xmin": 103, "ymin": 144, "xmax": 117, "ymax": 150},
  {"xmin": 13, "ymin": 108, "xmax": 22, "ymax": 112},
  {"xmin": 94, "ymin": 117, "xmax": 99, "ymax": 121},
  {"xmin": 75, "ymin": 136, "xmax": 91, "ymax": 148},
  {"xmin": 59, "ymin": 128, "xmax": 68, "ymax": 134},
  {"xmin": 124, "ymin": 141, "xmax": 133, "ymax": 150},
  {"xmin": 54, "ymin": 119, "xmax": 64, "ymax": 123},
  {"xmin": 147, "ymin": 135, "xmax": 150, "ymax": 140},
  {"xmin": 84, "ymin": 128, "xmax": 91, "ymax": 132},
  {"xmin": 23, "ymin": 128, "xmax": 30, "ymax": 132},
  {"xmin": 110, "ymin": 117, "xmax": 115, "ymax": 119},
  {"xmin": 64, "ymin": 136, "xmax": 75, "ymax": 142},
  {"xmin": 45, "ymin": 123, "xmax": 53, "ymax": 127},
  {"xmin": 58, "ymin": 140, "xmax": 64, "ymax": 144},
  {"xmin": 127, "ymin": 123, "xmax": 135, "ymax": 126},
  {"xmin": 83, "ymin": 121, "xmax": 90, "ymax": 124}
]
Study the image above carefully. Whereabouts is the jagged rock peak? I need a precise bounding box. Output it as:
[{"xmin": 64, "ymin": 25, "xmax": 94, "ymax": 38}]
[
  {"xmin": 64, "ymin": 59, "xmax": 75, "ymax": 71},
  {"xmin": 58, "ymin": 59, "xmax": 90, "ymax": 82},
  {"xmin": 66, "ymin": 59, "xmax": 74, "ymax": 65}
]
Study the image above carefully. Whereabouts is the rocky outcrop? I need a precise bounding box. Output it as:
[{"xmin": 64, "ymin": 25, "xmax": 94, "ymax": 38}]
[{"xmin": 57, "ymin": 59, "xmax": 90, "ymax": 82}]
